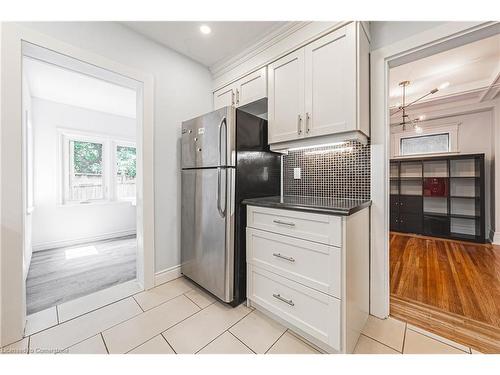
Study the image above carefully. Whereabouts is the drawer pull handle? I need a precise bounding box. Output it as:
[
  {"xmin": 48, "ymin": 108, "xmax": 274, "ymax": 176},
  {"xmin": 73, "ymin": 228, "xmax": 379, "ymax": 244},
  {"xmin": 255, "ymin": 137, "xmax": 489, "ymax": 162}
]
[
  {"xmin": 272, "ymin": 253, "xmax": 295, "ymax": 262},
  {"xmin": 272, "ymin": 219, "xmax": 295, "ymax": 227},
  {"xmin": 273, "ymin": 293, "xmax": 295, "ymax": 306}
]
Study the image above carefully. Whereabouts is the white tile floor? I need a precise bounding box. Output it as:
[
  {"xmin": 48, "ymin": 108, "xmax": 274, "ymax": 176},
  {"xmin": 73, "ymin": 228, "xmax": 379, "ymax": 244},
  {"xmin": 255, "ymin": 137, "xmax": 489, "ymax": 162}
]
[{"xmin": 0, "ymin": 276, "xmax": 480, "ymax": 354}]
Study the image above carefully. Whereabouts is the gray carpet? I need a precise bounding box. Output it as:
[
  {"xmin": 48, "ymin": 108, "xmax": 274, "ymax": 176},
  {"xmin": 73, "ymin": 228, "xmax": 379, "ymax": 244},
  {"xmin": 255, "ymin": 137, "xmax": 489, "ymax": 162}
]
[{"xmin": 26, "ymin": 235, "xmax": 137, "ymax": 315}]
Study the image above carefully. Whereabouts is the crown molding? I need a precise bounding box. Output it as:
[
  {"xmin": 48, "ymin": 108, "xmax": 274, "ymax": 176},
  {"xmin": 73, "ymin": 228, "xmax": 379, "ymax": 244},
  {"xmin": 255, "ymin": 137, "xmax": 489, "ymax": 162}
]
[{"xmin": 209, "ymin": 22, "xmax": 310, "ymax": 79}]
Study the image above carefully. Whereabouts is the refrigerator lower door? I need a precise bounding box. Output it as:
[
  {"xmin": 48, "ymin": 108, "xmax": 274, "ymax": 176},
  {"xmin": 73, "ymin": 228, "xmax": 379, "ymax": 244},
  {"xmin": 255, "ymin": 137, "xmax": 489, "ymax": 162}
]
[{"xmin": 181, "ymin": 167, "xmax": 234, "ymax": 302}]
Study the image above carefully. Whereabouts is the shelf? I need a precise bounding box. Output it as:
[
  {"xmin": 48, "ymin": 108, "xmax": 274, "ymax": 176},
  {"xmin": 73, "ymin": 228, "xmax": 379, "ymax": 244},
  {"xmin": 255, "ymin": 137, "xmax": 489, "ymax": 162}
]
[
  {"xmin": 450, "ymin": 176, "xmax": 480, "ymax": 179},
  {"xmin": 449, "ymin": 213, "xmax": 480, "ymax": 220},
  {"xmin": 450, "ymin": 195, "xmax": 480, "ymax": 199},
  {"xmin": 450, "ymin": 232, "xmax": 478, "ymax": 241},
  {"xmin": 423, "ymin": 212, "xmax": 448, "ymax": 218},
  {"xmin": 423, "ymin": 195, "xmax": 448, "ymax": 198},
  {"xmin": 399, "ymin": 177, "xmax": 423, "ymax": 181}
]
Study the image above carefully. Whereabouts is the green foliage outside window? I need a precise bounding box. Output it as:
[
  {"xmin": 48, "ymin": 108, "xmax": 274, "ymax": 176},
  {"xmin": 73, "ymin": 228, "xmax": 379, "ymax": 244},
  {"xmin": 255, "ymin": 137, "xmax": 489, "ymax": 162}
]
[
  {"xmin": 116, "ymin": 146, "xmax": 136, "ymax": 178},
  {"xmin": 73, "ymin": 141, "xmax": 103, "ymax": 175}
]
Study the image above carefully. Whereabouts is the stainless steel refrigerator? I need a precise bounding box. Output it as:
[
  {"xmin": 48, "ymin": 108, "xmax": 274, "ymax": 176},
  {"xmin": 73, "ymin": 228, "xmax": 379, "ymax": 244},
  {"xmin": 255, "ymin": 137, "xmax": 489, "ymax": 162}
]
[{"xmin": 181, "ymin": 106, "xmax": 280, "ymax": 305}]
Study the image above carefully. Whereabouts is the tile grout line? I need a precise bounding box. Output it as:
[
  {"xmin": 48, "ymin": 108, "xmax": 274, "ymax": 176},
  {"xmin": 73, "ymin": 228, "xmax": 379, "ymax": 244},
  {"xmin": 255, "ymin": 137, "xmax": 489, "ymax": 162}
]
[
  {"xmin": 264, "ymin": 328, "xmax": 288, "ymax": 354},
  {"xmin": 401, "ymin": 322, "xmax": 407, "ymax": 354},
  {"xmin": 161, "ymin": 334, "xmax": 177, "ymax": 354},
  {"xmin": 286, "ymin": 329, "xmax": 324, "ymax": 353},
  {"xmin": 359, "ymin": 333, "xmax": 403, "ymax": 353},
  {"xmin": 192, "ymin": 307, "xmax": 254, "ymax": 354},
  {"xmin": 132, "ymin": 295, "xmax": 145, "ymax": 312},
  {"xmin": 28, "ymin": 297, "xmax": 143, "ymax": 342},
  {"xmin": 227, "ymin": 330, "xmax": 257, "ymax": 354},
  {"xmin": 405, "ymin": 324, "xmax": 472, "ymax": 353},
  {"xmin": 100, "ymin": 333, "xmax": 110, "ymax": 354}
]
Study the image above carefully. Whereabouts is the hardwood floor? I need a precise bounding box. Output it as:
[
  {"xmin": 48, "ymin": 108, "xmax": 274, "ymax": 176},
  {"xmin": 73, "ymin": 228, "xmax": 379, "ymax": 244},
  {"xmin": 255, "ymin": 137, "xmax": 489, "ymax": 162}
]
[
  {"xmin": 390, "ymin": 232, "xmax": 500, "ymax": 352},
  {"xmin": 26, "ymin": 235, "xmax": 136, "ymax": 315}
]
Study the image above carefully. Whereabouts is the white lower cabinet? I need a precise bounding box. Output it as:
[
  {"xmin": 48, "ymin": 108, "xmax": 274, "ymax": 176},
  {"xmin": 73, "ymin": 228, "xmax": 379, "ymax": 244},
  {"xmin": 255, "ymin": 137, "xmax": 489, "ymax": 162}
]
[
  {"xmin": 246, "ymin": 205, "xmax": 370, "ymax": 354},
  {"xmin": 248, "ymin": 266, "xmax": 341, "ymax": 351}
]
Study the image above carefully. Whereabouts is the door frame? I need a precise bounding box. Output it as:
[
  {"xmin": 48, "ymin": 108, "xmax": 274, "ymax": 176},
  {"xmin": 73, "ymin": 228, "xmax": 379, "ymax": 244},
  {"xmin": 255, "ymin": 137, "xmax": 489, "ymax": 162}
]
[
  {"xmin": 0, "ymin": 23, "xmax": 155, "ymax": 346},
  {"xmin": 370, "ymin": 21, "xmax": 500, "ymax": 318}
]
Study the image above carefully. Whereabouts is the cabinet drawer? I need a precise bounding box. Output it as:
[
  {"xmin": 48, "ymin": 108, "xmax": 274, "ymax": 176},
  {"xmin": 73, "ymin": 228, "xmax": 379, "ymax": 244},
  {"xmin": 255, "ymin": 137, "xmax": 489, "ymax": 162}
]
[
  {"xmin": 247, "ymin": 205, "xmax": 342, "ymax": 246},
  {"xmin": 246, "ymin": 228, "xmax": 340, "ymax": 298},
  {"xmin": 399, "ymin": 196, "xmax": 422, "ymax": 213},
  {"xmin": 248, "ymin": 266, "xmax": 341, "ymax": 350}
]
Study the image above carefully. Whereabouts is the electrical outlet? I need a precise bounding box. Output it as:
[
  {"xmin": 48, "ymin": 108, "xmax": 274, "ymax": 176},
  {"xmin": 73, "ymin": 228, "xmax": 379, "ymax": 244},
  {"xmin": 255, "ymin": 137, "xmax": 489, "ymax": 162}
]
[{"xmin": 293, "ymin": 167, "xmax": 301, "ymax": 179}]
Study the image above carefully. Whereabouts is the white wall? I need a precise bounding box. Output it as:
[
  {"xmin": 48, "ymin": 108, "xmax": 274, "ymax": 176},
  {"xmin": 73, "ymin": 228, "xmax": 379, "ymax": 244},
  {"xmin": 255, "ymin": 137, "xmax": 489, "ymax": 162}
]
[
  {"xmin": 370, "ymin": 22, "xmax": 447, "ymax": 50},
  {"xmin": 22, "ymin": 75, "xmax": 33, "ymax": 277},
  {"xmin": 19, "ymin": 22, "xmax": 213, "ymax": 272},
  {"xmin": 31, "ymin": 98, "xmax": 137, "ymax": 250},
  {"xmin": 390, "ymin": 106, "xmax": 495, "ymax": 239}
]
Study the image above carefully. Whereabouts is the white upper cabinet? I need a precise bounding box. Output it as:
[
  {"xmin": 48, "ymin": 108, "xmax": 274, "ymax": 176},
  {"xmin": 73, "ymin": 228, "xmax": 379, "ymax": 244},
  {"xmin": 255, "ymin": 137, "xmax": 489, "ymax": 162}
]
[
  {"xmin": 304, "ymin": 26, "xmax": 356, "ymax": 137},
  {"xmin": 268, "ymin": 49, "xmax": 305, "ymax": 144},
  {"xmin": 235, "ymin": 67, "xmax": 267, "ymax": 107},
  {"xmin": 213, "ymin": 67, "xmax": 267, "ymax": 110},
  {"xmin": 213, "ymin": 85, "xmax": 235, "ymax": 110},
  {"xmin": 267, "ymin": 22, "xmax": 370, "ymax": 147}
]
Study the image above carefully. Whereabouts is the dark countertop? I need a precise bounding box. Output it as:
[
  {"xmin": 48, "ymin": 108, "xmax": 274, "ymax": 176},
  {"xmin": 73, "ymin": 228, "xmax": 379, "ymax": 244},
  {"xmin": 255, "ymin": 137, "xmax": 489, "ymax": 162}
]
[{"xmin": 242, "ymin": 195, "xmax": 371, "ymax": 216}]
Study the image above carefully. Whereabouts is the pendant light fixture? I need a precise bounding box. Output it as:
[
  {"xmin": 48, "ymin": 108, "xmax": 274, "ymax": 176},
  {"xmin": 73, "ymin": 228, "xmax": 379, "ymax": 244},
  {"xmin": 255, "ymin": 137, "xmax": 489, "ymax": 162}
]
[{"xmin": 393, "ymin": 80, "xmax": 439, "ymax": 131}]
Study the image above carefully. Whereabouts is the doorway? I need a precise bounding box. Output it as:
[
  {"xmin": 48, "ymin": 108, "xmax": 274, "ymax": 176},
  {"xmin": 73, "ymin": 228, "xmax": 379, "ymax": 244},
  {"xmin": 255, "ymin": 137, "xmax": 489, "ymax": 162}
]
[
  {"xmin": 22, "ymin": 43, "xmax": 143, "ymax": 318},
  {"xmin": 386, "ymin": 33, "xmax": 500, "ymax": 352},
  {"xmin": 0, "ymin": 23, "xmax": 155, "ymax": 347}
]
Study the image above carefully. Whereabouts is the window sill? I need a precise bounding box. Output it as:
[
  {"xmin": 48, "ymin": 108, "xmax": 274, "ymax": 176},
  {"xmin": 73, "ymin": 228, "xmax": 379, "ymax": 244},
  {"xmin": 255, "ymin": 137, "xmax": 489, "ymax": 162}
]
[
  {"xmin": 392, "ymin": 151, "xmax": 460, "ymax": 159},
  {"xmin": 59, "ymin": 200, "xmax": 136, "ymax": 208}
]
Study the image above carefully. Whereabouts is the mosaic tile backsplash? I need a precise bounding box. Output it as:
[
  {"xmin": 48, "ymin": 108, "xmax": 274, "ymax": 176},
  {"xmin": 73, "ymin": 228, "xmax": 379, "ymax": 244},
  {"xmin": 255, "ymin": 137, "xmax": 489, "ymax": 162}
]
[{"xmin": 283, "ymin": 140, "xmax": 371, "ymax": 200}]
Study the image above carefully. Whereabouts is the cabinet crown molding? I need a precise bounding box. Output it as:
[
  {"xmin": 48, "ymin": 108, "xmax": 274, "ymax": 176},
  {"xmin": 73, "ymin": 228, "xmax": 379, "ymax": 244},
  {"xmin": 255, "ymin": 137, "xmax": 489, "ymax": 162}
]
[{"xmin": 210, "ymin": 22, "xmax": 309, "ymax": 79}]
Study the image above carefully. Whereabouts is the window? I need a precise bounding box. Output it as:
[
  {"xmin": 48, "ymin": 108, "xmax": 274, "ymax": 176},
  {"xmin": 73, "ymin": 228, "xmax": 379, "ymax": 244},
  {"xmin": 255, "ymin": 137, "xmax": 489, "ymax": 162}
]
[
  {"xmin": 391, "ymin": 122, "xmax": 459, "ymax": 157},
  {"xmin": 400, "ymin": 133, "xmax": 450, "ymax": 156},
  {"xmin": 69, "ymin": 140, "xmax": 105, "ymax": 202},
  {"xmin": 61, "ymin": 130, "xmax": 136, "ymax": 204},
  {"xmin": 116, "ymin": 145, "xmax": 136, "ymax": 200}
]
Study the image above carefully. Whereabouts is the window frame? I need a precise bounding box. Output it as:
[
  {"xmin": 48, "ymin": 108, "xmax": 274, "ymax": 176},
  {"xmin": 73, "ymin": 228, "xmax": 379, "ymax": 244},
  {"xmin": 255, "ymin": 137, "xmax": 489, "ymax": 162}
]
[
  {"xmin": 391, "ymin": 122, "xmax": 460, "ymax": 158},
  {"xmin": 58, "ymin": 129, "xmax": 136, "ymax": 205},
  {"xmin": 113, "ymin": 140, "xmax": 137, "ymax": 203}
]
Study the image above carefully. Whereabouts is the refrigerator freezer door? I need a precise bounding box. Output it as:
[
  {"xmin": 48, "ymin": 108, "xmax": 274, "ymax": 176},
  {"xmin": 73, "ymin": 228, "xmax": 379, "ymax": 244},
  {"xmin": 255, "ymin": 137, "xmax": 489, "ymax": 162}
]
[
  {"xmin": 181, "ymin": 107, "xmax": 235, "ymax": 169},
  {"xmin": 181, "ymin": 167, "xmax": 234, "ymax": 302}
]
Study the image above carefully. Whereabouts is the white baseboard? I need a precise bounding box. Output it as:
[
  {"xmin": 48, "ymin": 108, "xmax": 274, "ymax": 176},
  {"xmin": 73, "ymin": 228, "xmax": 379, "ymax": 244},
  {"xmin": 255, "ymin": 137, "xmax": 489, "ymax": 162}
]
[
  {"xmin": 492, "ymin": 231, "xmax": 500, "ymax": 245},
  {"xmin": 32, "ymin": 229, "xmax": 137, "ymax": 252},
  {"xmin": 155, "ymin": 265, "xmax": 182, "ymax": 286}
]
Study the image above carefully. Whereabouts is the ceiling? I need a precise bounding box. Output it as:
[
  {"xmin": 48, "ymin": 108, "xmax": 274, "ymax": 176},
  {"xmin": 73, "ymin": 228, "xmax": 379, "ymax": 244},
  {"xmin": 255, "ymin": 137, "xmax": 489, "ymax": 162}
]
[
  {"xmin": 389, "ymin": 34, "xmax": 500, "ymax": 109},
  {"xmin": 24, "ymin": 57, "xmax": 137, "ymax": 118},
  {"xmin": 122, "ymin": 21, "xmax": 286, "ymax": 68}
]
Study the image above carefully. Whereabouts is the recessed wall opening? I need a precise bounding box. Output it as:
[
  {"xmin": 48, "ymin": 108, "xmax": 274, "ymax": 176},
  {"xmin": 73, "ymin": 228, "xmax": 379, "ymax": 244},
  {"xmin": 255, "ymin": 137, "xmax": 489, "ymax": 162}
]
[
  {"xmin": 22, "ymin": 43, "xmax": 144, "ymax": 320},
  {"xmin": 387, "ymin": 33, "xmax": 500, "ymax": 352}
]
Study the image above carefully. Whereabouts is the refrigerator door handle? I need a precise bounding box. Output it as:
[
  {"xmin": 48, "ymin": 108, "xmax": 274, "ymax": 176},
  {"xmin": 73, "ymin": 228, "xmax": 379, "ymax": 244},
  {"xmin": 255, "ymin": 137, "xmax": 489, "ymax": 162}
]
[
  {"xmin": 217, "ymin": 167, "xmax": 227, "ymax": 218},
  {"xmin": 218, "ymin": 116, "xmax": 227, "ymax": 166}
]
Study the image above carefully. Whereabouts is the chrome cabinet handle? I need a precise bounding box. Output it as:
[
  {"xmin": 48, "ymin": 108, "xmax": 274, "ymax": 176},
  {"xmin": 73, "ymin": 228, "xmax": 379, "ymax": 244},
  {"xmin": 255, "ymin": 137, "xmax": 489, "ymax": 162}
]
[
  {"xmin": 273, "ymin": 253, "xmax": 295, "ymax": 262},
  {"xmin": 297, "ymin": 114, "xmax": 302, "ymax": 135},
  {"xmin": 236, "ymin": 89, "xmax": 240, "ymax": 105},
  {"xmin": 231, "ymin": 91, "xmax": 235, "ymax": 105},
  {"xmin": 273, "ymin": 219, "xmax": 295, "ymax": 227},
  {"xmin": 306, "ymin": 112, "xmax": 311, "ymax": 133},
  {"xmin": 273, "ymin": 293, "xmax": 294, "ymax": 306}
]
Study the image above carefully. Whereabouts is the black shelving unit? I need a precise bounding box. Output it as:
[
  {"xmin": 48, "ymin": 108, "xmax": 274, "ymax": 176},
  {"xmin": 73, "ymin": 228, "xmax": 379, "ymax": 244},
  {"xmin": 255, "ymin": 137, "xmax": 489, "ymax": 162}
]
[{"xmin": 390, "ymin": 153, "xmax": 486, "ymax": 243}]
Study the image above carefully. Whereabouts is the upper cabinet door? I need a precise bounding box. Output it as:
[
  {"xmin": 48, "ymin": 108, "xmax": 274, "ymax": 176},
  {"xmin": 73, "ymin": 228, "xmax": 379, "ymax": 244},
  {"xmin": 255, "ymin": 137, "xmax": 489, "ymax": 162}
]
[
  {"xmin": 213, "ymin": 85, "xmax": 235, "ymax": 110},
  {"xmin": 304, "ymin": 25, "xmax": 356, "ymax": 138},
  {"xmin": 268, "ymin": 49, "xmax": 305, "ymax": 144},
  {"xmin": 236, "ymin": 67, "xmax": 267, "ymax": 107}
]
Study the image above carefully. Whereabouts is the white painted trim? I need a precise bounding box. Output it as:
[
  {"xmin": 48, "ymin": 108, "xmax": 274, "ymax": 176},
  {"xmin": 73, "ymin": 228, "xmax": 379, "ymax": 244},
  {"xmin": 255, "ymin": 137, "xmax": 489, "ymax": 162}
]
[
  {"xmin": 391, "ymin": 122, "xmax": 460, "ymax": 158},
  {"xmin": 212, "ymin": 22, "xmax": 350, "ymax": 90},
  {"xmin": 0, "ymin": 23, "xmax": 155, "ymax": 346},
  {"xmin": 370, "ymin": 21, "xmax": 499, "ymax": 319},
  {"xmin": 154, "ymin": 265, "xmax": 182, "ymax": 286},
  {"xmin": 210, "ymin": 22, "xmax": 306, "ymax": 78},
  {"xmin": 32, "ymin": 228, "xmax": 136, "ymax": 252}
]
